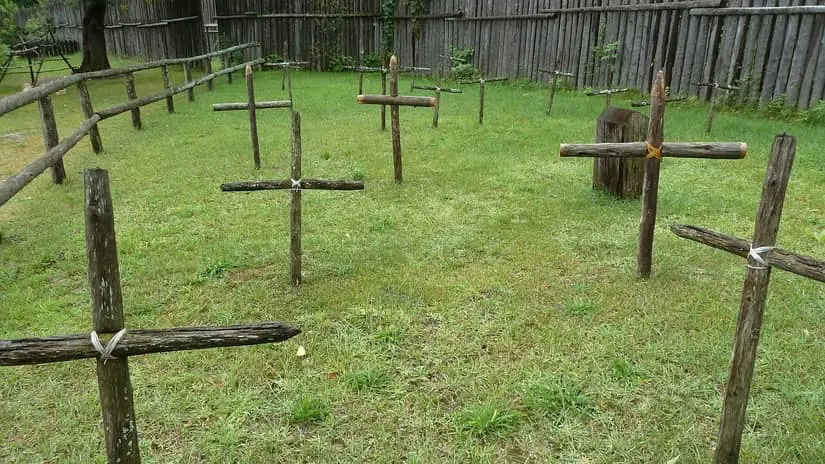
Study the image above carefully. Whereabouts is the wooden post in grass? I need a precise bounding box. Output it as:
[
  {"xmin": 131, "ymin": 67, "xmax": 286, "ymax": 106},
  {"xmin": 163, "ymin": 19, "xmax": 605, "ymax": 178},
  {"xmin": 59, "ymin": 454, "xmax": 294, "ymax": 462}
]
[
  {"xmin": 539, "ymin": 69, "xmax": 574, "ymax": 114},
  {"xmin": 693, "ymin": 82, "xmax": 739, "ymax": 134},
  {"xmin": 204, "ymin": 56, "xmax": 214, "ymax": 91},
  {"xmin": 161, "ymin": 64, "xmax": 174, "ymax": 113},
  {"xmin": 356, "ymin": 56, "xmax": 437, "ymax": 182},
  {"xmin": 212, "ymin": 65, "xmax": 292, "ymax": 169},
  {"xmin": 183, "ymin": 62, "xmax": 194, "ymax": 101},
  {"xmin": 77, "ymin": 80, "xmax": 103, "ymax": 153},
  {"xmin": 1, "ymin": 170, "xmax": 300, "ymax": 463},
  {"xmin": 412, "ymin": 82, "xmax": 462, "ymax": 129},
  {"xmin": 559, "ymin": 71, "xmax": 748, "ymax": 278},
  {"xmin": 37, "ymin": 95, "xmax": 66, "ymax": 184},
  {"xmin": 668, "ymin": 135, "xmax": 823, "ymax": 464},
  {"xmin": 459, "ymin": 76, "xmax": 508, "ymax": 125},
  {"xmin": 123, "ymin": 73, "xmax": 141, "ymax": 129},
  {"xmin": 221, "ymin": 111, "xmax": 365, "ymax": 287},
  {"xmin": 224, "ymin": 53, "xmax": 233, "ymax": 84},
  {"xmin": 593, "ymin": 108, "xmax": 648, "ymax": 199},
  {"xmin": 585, "ymin": 87, "xmax": 630, "ymax": 109}
]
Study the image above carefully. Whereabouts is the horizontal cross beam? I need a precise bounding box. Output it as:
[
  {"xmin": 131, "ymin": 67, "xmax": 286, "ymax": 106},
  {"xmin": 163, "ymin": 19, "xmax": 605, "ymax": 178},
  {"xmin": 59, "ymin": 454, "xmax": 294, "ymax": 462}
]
[
  {"xmin": 264, "ymin": 61, "xmax": 309, "ymax": 68},
  {"xmin": 586, "ymin": 88, "xmax": 630, "ymax": 96},
  {"xmin": 538, "ymin": 69, "xmax": 575, "ymax": 78},
  {"xmin": 458, "ymin": 77, "xmax": 509, "ymax": 84},
  {"xmin": 671, "ymin": 224, "xmax": 825, "ymax": 283},
  {"xmin": 0, "ymin": 321, "xmax": 301, "ymax": 367},
  {"xmin": 412, "ymin": 84, "xmax": 463, "ymax": 93},
  {"xmin": 357, "ymin": 94, "xmax": 436, "ymax": 107},
  {"xmin": 631, "ymin": 97, "xmax": 688, "ymax": 107},
  {"xmin": 560, "ymin": 141, "xmax": 747, "ymax": 159},
  {"xmin": 693, "ymin": 81, "xmax": 740, "ymax": 91},
  {"xmin": 344, "ymin": 65, "xmax": 431, "ymax": 73},
  {"xmin": 212, "ymin": 101, "xmax": 292, "ymax": 111},
  {"xmin": 221, "ymin": 179, "xmax": 365, "ymax": 192}
]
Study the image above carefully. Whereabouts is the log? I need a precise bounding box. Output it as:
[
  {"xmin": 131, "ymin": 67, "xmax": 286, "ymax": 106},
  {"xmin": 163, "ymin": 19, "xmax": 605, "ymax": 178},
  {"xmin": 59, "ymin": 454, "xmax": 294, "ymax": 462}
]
[
  {"xmin": 541, "ymin": 0, "xmax": 721, "ymax": 13},
  {"xmin": 77, "ymin": 80, "xmax": 103, "ymax": 153},
  {"xmin": 560, "ymin": 141, "xmax": 748, "ymax": 158},
  {"xmin": 0, "ymin": 322, "xmax": 302, "ymax": 366},
  {"xmin": 83, "ymin": 169, "xmax": 140, "ymax": 464},
  {"xmin": 357, "ymin": 95, "xmax": 437, "ymax": 107},
  {"xmin": 670, "ymin": 224, "xmax": 825, "ymax": 283},
  {"xmin": 212, "ymin": 101, "xmax": 292, "ymax": 111},
  {"xmin": 290, "ymin": 111, "xmax": 302, "ymax": 287},
  {"xmin": 715, "ymin": 134, "xmax": 797, "ymax": 463},
  {"xmin": 412, "ymin": 84, "xmax": 464, "ymax": 93},
  {"xmin": 161, "ymin": 64, "xmax": 174, "ymax": 113},
  {"xmin": 691, "ymin": 5, "xmax": 825, "ymax": 15},
  {"xmin": 0, "ymin": 115, "xmax": 101, "ymax": 208},
  {"xmin": 37, "ymin": 96, "xmax": 65, "ymax": 184},
  {"xmin": 592, "ymin": 108, "xmax": 648, "ymax": 199},
  {"xmin": 123, "ymin": 73, "xmax": 141, "ymax": 130},
  {"xmin": 638, "ymin": 71, "xmax": 666, "ymax": 278},
  {"xmin": 220, "ymin": 179, "xmax": 365, "ymax": 192}
]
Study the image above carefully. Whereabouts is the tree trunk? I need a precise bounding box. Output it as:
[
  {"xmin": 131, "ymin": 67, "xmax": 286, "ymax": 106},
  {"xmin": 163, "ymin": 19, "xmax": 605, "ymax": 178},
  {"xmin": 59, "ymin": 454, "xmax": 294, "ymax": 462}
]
[{"xmin": 80, "ymin": 0, "xmax": 110, "ymax": 72}]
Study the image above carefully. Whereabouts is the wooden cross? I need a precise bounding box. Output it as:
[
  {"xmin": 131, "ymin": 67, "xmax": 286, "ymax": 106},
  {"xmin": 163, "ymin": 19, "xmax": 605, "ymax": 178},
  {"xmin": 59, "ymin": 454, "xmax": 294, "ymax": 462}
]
[
  {"xmin": 669, "ymin": 133, "xmax": 824, "ymax": 464},
  {"xmin": 559, "ymin": 71, "xmax": 748, "ymax": 278},
  {"xmin": 356, "ymin": 55, "xmax": 437, "ymax": 183},
  {"xmin": 0, "ymin": 169, "xmax": 300, "ymax": 464},
  {"xmin": 693, "ymin": 81, "xmax": 740, "ymax": 134},
  {"xmin": 346, "ymin": 62, "xmax": 431, "ymax": 130},
  {"xmin": 458, "ymin": 75, "xmax": 508, "ymax": 125},
  {"xmin": 221, "ymin": 111, "xmax": 364, "ymax": 287},
  {"xmin": 212, "ymin": 65, "xmax": 292, "ymax": 169},
  {"xmin": 539, "ymin": 69, "xmax": 575, "ymax": 114},
  {"xmin": 585, "ymin": 87, "xmax": 630, "ymax": 109},
  {"xmin": 268, "ymin": 41, "xmax": 309, "ymax": 92},
  {"xmin": 411, "ymin": 80, "xmax": 463, "ymax": 129}
]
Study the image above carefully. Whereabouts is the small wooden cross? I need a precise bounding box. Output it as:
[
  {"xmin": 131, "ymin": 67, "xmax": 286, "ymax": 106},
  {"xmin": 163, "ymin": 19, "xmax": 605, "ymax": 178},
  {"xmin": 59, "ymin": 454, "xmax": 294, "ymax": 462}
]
[
  {"xmin": 693, "ymin": 81, "xmax": 740, "ymax": 134},
  {"xmin": 221, "ymin": 111, "xmax": 364, "ymax": 287},
  {"xmin": 357, "ymin": 55, "xmax": 437, "ymax": 183},
  {"xmin": 458, "ymin": 75, "xmax": 508, "ymax": 125},
  {"xmin": 212, "ymin": 65, "xmax": 292, "ymax": 169},
  {"xmin": 346, "ymin": 62, "xmax": 431, "ymax": 130},
  {"xmin": 585, "ymin": 86, "xmax": 631, "ymax": 109},
  {"xmin": 669, "ymin": 133, "xmax": 824, "ymax": 464},
  {"xmin": 630, "ymin": 96, "xmax": 687, "ymax": 107},
  {"xmin": 0, "ymin": 169, "xmax": 300, "ymax": 464},
  {"xmin": 539, "ymin": 69, "xmax": 575, "ymax": 114},
  {"xmin": 560, "ymin": 71, "xmax": 748, "ymax": 278},
  {"xmin": 268, "ymin": 40, "xmax": 309, "ymax": 92},
  {"xmin": 411, "ymin": 80, "xmax": 462, "ymax": 129}
]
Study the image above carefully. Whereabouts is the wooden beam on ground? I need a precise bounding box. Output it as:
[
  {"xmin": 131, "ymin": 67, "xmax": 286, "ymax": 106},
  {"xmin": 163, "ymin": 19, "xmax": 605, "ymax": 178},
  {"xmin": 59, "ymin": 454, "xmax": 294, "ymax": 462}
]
[{"xmin": 560, "ymin": 142, "xmax": 747, "ymax": 158}]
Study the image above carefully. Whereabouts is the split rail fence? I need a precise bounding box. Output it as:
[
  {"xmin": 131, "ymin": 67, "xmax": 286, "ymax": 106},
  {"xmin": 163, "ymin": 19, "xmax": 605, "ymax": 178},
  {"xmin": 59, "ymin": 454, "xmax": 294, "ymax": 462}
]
[
  {"xmin": 0, "ymin": 43, "xmax": 262, "ymax": 209},
  {"xmin": 215, "ymin": 0, "xmax": 825, "ymax": 109}
]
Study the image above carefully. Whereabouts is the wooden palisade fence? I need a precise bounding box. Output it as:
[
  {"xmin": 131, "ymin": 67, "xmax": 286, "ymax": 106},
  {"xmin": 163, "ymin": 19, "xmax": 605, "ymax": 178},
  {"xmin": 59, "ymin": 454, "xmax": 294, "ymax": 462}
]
[
  {"xmin": 0, "ymin": 43, "xmax": 262, "ymax": 209},
  {"xmin": 213, "ymin": 0, "xmax": 825, "ymax": 109}
]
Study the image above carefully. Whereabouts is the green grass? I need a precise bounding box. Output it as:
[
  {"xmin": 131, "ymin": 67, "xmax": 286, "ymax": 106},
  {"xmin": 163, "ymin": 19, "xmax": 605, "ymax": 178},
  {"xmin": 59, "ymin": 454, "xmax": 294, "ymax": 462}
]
[{"xmin": 1, "ymin": 53, "xmax": 825, "ymax": 463}]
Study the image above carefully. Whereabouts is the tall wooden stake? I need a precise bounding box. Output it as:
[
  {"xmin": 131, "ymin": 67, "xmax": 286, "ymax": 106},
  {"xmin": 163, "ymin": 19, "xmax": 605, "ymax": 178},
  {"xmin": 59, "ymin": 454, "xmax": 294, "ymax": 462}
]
[
  {"xmin": 84, "ymin": 169, "xmax": 140, "ymax": 464},
  {"xmin": 77, "ymin": 80, "xmax": 103, "ymax": 154},
  {"xmin": 479, "ymin": 78, "xmax": 485, "ymax": 125},
  {"xmin": 637, "ymin": 71, "xmax": 665, "ymax": 278},
  {"xmin": 38, "ymin": 95, "xmax": 65, "ymax": 184},
  {"xmin": 290, "ymin": 112, "xmax": 302, "ymax": 286},
  {"xmin": 432, "ymin": 87, "xmax": 441, "ymax": 128},
  {"xmin": 161, "ymin": 64, "xmax": 174, "ymax": 113},
  {"xmin": 204, "ymin": 57, "xmax": 214, "ymax": 91},
  {"xmin": 715, "ymin": 134, "xmax": 797, "ymax": 464},
  {"xmin": 246, "ymin": 65, "xmax": 261, "ymax": 170},
  {"xmin": 381, "ymin": 63, "xmax": 388, "ymax": 131},
  {"xmin": 183, "ymin": 62, "xmax": 194, "ymax": 102},
  {"xmin": 224, "ymin": 53, "xmax": 233, "ymax": 84},
  {"xmin": 124, "ymin": 73, "xmax": 141, "ymax": 130},
  {"xmin": 390, "ymin": 56, "xmax": 402, "ymax": 182}
]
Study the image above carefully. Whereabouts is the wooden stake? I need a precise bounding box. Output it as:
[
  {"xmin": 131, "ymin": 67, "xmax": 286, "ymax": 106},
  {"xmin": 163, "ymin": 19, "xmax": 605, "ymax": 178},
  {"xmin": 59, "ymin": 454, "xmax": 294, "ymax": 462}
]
[
  {"xmin": 37, "ymin": 95, "xmax": 65, "ymax": 184},
  {"xmin": 204, "ymin": 57, "xmax": 213, "ymax": 91},
  {"xmin": 77, "ymin": 80, "xmax": 103, "ymax": 153},
  {"xmin": 381, "ymin": 65, "xmax": 388, "ymax": 131},
  {"xmin": 161, "ymin": 64, "xmax": 174, "ymax": 113},
  {"xmin": 707, "ymin": 89, "xmax": 717, "ymax": 134},
  {"xmin": 290, "ymin": 111, "xmax": 302, "ymax": 287},
  {"xmin": 390, "ymin": 56, "xmax": 402, "ymax": 183},
  {"xmin": 246, "ymin": 65, "xmax": 261, "ymax": 170},
  {"xmin": 432, "ymin": 87, "xmax": 441, "ymax": 128},
  {"xmin": 637, "ymin": 70, "xmax": 665, "ymax": 278},
  {"xmin": 124, "ymin": 73, "xmax": 141, "ymax": 130},
  {"xmin": 479, "ymin": 78, "xmax": 485, "ymax": 125},
  {"xmin": 84, "ymin": 169, "xmax": 140, "ymax": 464},
  {"xmin": 183, "ymin": 62, "xmax": 194, "ymax": 101},
  {"xmin": 224, "ymin": 53, "xmax": 232, "ymax": 84},
  {"xmin": 715, "ymin": 134, "xmax": 797, "ymax": 464}
]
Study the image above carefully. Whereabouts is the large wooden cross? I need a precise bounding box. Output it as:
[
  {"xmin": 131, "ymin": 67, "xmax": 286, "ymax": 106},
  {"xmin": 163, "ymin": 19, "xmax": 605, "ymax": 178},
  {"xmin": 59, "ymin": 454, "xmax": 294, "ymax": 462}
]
[
  {"xmin": 0, "ymin": 169, "xmax": 300, "ymax": 464},
  {"xmin": 560, "ymin": 71, "xmax": 748, "ymax": 278},
  {"xmin": 693, "ymin": 81, "xmax": 740, "ymax": 134},
  {"xmin": 356, "ymin": 55, "xmax": 436, "ymax": 183},
  {"xmin": 669, "ymin": 133, "xmax": 824, "ymax": 464},
  {"xmin": 538, "ymin": 69, "xmax": 575, "ymax": 114},
  {"xmin": 221, "ymin": 111, "xmax": 364, "ymax": 287},
  {"xmin": 212, "ymin": 65, "xmax": 292, "ymax": 169}
]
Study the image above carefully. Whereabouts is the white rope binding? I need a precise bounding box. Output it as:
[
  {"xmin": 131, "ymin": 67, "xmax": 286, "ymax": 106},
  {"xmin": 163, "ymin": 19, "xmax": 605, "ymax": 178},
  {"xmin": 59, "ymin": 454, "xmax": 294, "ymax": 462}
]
[
  {"xmin": 90, "ymin": 329, "xmax": 127, "ymax": 364},
  {"xmin": 290, "ymin": 178, "xmax": 302, "ymax": 191},
  {"xmin": 747, "ymin": 246, "xmax": 775, "ymax": 270}
]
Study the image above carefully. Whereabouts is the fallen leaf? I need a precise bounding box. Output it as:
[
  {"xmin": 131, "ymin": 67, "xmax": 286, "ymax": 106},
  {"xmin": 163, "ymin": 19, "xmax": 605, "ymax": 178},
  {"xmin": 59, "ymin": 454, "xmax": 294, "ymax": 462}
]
[{"xmin": 296, "ymin": 345, "xmax": 307, "ymax": 357}]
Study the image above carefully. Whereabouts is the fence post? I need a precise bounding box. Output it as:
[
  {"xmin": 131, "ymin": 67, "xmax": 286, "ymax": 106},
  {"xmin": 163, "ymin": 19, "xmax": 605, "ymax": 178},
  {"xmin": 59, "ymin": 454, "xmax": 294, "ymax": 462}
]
[
  {"xmin": 205, "ymin": 57, "xmax": 214, "ymax": 91},
  {"xmin": 224, "ymin": 53, "xmax": 233, "ymax": 84},
  {"xmin": 183, "ymin": 62, "xmax": 194, "ymax": 102},
  {"xmin": 38, "ymin": 95, "xmax": 65, "ymax": 184},
  {"xmin": 123, "ymin": 73, "xmax": 141, "ymax": 130},
  {"xmin": 77, "ymin": 80, "xmax": 103, "ymax": 154},
  {"xmin": 161, "ymin": 64, "xmax": 174, "ymax": 113}
]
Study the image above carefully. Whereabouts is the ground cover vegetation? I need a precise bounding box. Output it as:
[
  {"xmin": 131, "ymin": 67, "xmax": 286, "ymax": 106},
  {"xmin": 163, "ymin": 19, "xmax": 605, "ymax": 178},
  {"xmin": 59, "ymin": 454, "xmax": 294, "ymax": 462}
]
[{"xmin": 1, "ymin": 55, "xmax": 824, "ymax": 463}]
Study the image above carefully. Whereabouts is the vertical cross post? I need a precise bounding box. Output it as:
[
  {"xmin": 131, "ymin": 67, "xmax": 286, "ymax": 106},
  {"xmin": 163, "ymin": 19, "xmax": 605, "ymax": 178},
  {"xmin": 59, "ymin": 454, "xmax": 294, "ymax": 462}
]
[
  {"xmin": 381, "ymin": 62, "xmax": 388, "ymax": 131},
  {"xmin": 539, "ymin": 69, "xmax": 575, "ymax": 114},
  {"xmin": 77, "ymin": 80, "xmax": 103, "ymax": 153},
  {"xmin": 224, "ymin": 52, "xmax": 233, "ymax": 84},
  {"xmin": 290, "ymin": 112, "xmax": 302, "ymax": 286},
  {"xmin": 693, "ymin": 82, "xmax": 739, "ymax": 134},
  {"xmin": 204, "ymin": 56, "xmax": 214, "ymax": 91},
  {"xmin": 390, "ymin": 56, "xmax": 402, "ymax": 182},
  {"xmin": 458, "ymin": 76, "xmax": 507, "ymax": 125},
  {"xmin": 714, "ymin": 134, "xmax": 796, "ymax": 464},
  {"xmin": 123, "ymin": 72, "xmax": 141, "ymax": 129},
  {"xmin": 586, "ymin": 87, "xmax": 630, "ymax": 109},
  {"xmin": 84, "ymin": 169, "xmax": 141, "ymax": 464},
  {"xmin": 246, "ymin": 65, "xmax": 261, "ymax": 169},
  {"xmin": 432, "ymin": 87, "xmax": 441, "ymax": 128},
  {"xmin": 161, "ymin": 64, "xmax": 174, "ymax": 113},
  {"xmin": 183, "ymin": 62, "xmax": 194, "ymax": 102},
  {"xmin": 637, "ymin": 71, "xmax": 666, "ymax": 278},
  {"xmin": 358, "ymin": 47, "xmax": 365, "ymax": 95},
  {"xmin": 37, "ymin": 95, "xmax": 65, "ymax": 184}
]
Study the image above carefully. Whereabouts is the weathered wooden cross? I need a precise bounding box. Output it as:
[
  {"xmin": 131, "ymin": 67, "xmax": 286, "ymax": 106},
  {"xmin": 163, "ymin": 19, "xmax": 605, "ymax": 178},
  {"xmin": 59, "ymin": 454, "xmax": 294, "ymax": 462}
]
[
  {"xmin": 458, "ymin": 75, "xmax": 508, "ymax": 125},
  {"xmin": 0, "ymin": 168, "xmax": 300, "ymax": 464},
  {"xmin": 212, "ymin": 65, "xmax": 292, "ymax": 169},
  {"xmin": 559, "ymin": 71, "xmax": 748, "ymax": 278},
  {"xmin": 630, "ymin": 96, "xmax": 687, "ymax": 107},
  {"xmin": 411, "ymin": 80, "xmax": 463, "ymax": 129},
  {"xmin": 346, "ymin": 62, "xmax": 431, "ymax": 130},
  {"xmin": 539, "ymin": 69, "xmax": 575, "ymax": 114},
  {"xmin": 221, "ymin": 111, "xmax": 364, "ymax": 287},
  {"xmin": 669, "ymin": 133, "xmax": 824, "ymax": 464},
  {"xmin": 585, "ymin": 86, "xmax": 630, "ymax": 109},
  {"xmin": 268, "ymin": 41, "xmax": 309, "ymax": 92},
  {"xmin": 356, "ymin": 55, "xmax": 437, "ymax": 183},
  {"xmin": 693, "ymin": 81, "xmax": 740, "ymax": 134}
]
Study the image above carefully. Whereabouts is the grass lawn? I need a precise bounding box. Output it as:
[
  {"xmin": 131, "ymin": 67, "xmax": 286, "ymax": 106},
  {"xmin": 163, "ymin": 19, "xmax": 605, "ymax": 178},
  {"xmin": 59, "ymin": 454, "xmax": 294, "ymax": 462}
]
[{"xmin": 1, "ymin": 55, "xmax": 824, "ymax": 463}]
